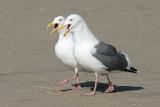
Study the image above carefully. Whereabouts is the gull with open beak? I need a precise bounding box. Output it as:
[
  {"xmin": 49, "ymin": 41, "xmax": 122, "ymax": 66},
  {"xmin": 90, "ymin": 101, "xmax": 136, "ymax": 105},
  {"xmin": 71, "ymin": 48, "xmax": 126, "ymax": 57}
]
[
  {"xmin": 47, "ymin": 16, "xmax": 81, "ymax": 89},
  {"xmin": 60, "ymin": 14, "xmax": 138, "ymax": 96}
]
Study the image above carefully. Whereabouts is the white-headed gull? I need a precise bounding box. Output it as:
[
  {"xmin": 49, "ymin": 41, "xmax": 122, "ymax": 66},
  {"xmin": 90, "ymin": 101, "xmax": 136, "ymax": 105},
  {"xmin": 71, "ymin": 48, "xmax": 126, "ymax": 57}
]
[
  {"xmin": 47, "ymin": 16, "xmax": 81, "ymax": 89},
  {"xmin": 59, "ymin": 14, "xmax": 138, "ymax": 95}
]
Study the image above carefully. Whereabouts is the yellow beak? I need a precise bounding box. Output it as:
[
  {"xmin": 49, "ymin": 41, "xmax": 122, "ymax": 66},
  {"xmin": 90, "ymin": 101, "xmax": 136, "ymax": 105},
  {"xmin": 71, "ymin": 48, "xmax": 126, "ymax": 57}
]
[
  {"xmin": 47, "ymin": 22, "xmax": 59, "ymax": 35},
  {"xmin": 64, "ymin": 29, "xmax": 70, "ymax": 37},
  {"xmin": 47, "ymin": 22, "xmax": 54, "ymax": 29},
  {"xmin": 57, "ymin": 25, "xmax": 70, "ymax": 37},
  {"xmin": 57, "ymin": 25, "xmax": 66, "ymax": 30},
  {"xmin": 50, "ymin": 24, "xmax": 66, "ymax": 35}
]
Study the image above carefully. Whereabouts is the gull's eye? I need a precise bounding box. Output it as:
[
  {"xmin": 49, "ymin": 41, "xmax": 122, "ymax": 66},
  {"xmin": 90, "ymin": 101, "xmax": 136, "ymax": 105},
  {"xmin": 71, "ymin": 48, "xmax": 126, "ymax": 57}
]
[
  {"xmin": 70, "ymin": 19, "xmax": 73, "ymax": 21},
  {"xmin": 59, "ymin": 19, "xmax": 62, "ymax": 21}
]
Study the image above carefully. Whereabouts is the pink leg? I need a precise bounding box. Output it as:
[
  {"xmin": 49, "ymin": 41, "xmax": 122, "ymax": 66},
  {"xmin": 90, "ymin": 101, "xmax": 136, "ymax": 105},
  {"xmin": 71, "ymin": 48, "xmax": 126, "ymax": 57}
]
[
  {"xmin": 73, "ymin": 73, "xmax": 82, "ymax": 90},
  {"xmin": 82, "ymin": 72, "xmax": 98, "ymax": 96},
  {"xmin": 55, "ymin": 67, "xmax": 81, "ymax": 90},
  {"xmin": 105, "ymin": 74, "xmax": 115, "ymax": 93},
  {"xmin": 55, "ymin": 74, "xmax": 76, "ymax": 86}
]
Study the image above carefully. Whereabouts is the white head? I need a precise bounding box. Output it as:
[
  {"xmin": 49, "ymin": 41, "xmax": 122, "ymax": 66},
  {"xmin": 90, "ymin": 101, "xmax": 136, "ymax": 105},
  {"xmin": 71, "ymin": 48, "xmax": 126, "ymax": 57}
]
[
  {"xmin": 47, "ymin": 16, "xmax": 65, "ymax": 34},
  {"xmin": 60, "ymin": 14, "xmax": 98, "ymax": 42},
  {"xmin": 63, "ymin": 14, "xmax": 86, "ymax": 34}
]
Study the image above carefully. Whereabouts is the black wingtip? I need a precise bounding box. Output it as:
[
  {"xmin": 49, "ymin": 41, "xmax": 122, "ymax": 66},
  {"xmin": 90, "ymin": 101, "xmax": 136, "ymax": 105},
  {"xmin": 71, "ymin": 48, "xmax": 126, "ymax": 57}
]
[
  {"xmin": 130, "ymin": 67, "xmax": 138, "ymax": 73},
  {"xmin": 124, "ymin": 67, "xmax": 139, "ymax": 74}
]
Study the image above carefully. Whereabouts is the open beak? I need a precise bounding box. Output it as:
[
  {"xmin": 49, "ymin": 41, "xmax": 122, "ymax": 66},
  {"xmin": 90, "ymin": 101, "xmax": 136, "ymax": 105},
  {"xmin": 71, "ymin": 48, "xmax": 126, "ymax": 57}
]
[
  {"xmin": 50, "ymin": 26, "xmax": 59, "ymax": 35},
  {"xmin": 47, "ymin": 22, "xmax": 59, "ymax": 35},
  {"xmin": 47, "ymin": 22, "xmax": 54, "ymax": 29},
  {"xmin": 57, "ymin": 24, "xmax": 67, "ymax": 30},
  {"xmin": 64, "ymin": 29, "xmax": 70, "ymax": 37},
  {"xmin": 57, "ymin": 24, "xmax": 71, "ymax": 37}
]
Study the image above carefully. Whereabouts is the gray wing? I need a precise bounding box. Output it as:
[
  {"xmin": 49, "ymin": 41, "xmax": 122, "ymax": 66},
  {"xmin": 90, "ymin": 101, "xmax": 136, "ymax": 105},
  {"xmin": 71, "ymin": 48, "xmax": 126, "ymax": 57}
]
[
  {"xmin": 93, "ymin": 42, "xmax": 128, "ymax": 71},
  {"xmin": 94, "ymin": 42, "xmax": 117, "ymax": 56}
]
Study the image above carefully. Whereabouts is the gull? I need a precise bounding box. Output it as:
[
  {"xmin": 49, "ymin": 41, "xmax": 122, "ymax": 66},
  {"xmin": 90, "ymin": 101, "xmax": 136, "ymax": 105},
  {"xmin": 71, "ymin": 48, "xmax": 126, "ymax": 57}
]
[
  {"xmin": 47, "ymin": 16, "xmax": 81, "ymax": 89},
  {"xmin": 59, "ymin": 14, "xmax": 138, "ymax": 95}
]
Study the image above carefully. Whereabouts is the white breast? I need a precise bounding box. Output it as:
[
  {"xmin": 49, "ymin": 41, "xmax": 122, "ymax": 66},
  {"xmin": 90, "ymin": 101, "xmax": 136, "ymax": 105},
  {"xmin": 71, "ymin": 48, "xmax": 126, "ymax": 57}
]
[
  {"xmin": 55, "ymin": 34, "xmax": 77, "ymax": 69},
  {"xmin": 74, "ymin": 42, "xmax": 106, "ymax": 72}
]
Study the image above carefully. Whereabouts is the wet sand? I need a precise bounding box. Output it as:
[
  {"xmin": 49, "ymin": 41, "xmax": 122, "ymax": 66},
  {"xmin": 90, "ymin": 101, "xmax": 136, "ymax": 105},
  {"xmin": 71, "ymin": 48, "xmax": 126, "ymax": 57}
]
[{"xmin": 0, "ymin": 0, "xmax": 160, "ymax": 107}]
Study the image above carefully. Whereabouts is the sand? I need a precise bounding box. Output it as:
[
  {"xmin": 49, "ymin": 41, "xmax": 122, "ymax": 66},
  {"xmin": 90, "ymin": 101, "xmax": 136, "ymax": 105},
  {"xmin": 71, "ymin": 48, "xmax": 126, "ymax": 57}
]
[{"xmin": 0, "ymin": 0, "xmax": 160, "ymax": 107}]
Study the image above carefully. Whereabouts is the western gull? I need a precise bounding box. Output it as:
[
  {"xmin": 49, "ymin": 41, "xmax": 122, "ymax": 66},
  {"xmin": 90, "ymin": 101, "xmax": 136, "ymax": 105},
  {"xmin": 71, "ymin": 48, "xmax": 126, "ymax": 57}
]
[
  {"xmin": 59, "ymin": 14, "xmax": 138, "ymax": 95},
  {"xmin": 47, "ymin": 16, "xmax": 81, "ymax": 89}
]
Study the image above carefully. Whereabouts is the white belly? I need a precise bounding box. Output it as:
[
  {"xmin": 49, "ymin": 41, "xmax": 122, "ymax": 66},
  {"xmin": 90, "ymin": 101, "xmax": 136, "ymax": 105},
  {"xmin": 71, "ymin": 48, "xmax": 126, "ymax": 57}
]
[
  {"xmin": 74, "ymin": 43, "xmax": 106, "ymax": 72},
  {"xmin": 55, "ymin": 36, "xmax": 77, "ymax": 69}
]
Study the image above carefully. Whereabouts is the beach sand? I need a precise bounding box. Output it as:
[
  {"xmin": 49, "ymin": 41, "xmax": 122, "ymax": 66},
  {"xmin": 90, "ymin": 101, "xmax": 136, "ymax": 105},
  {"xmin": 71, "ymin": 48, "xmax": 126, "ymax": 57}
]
[{"xmin": 0, "ymin": 0, "xmax": 160, "ymax": 107}]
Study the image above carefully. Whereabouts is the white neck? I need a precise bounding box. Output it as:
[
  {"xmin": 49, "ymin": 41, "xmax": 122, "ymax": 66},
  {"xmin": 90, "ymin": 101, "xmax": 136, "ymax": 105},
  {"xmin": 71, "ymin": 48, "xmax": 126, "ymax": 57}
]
[
  {"xmin": 58, "ymin": 30, "xmax": 66, "ymax": 40},
  {"xmin": 73, "ymin": 19, "xmax": 99, "ymax": 45}
]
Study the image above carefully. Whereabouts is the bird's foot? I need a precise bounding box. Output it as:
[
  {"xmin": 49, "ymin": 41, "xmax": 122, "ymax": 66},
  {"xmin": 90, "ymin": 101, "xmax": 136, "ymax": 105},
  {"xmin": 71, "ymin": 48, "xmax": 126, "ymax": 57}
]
[
  {"xmin": 81, "ymin": 91, "xmax": 96, "ymax": 96},
  {"xmin": 55, "ymin": 80, "xmax": 68, "ymax": 86},
  {"xmin": 105, "ymin": 84, "xmax": 115, "ymax": 93},
  {"xmin": 73, "ymin": 84, "xmax": 82, "ymax": 90}
]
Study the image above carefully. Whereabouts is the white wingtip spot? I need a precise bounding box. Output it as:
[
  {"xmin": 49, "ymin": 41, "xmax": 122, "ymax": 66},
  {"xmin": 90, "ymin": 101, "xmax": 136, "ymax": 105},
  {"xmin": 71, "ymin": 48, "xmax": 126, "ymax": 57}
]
[
  {"xmin": 119, "ymin": 51, "xmax": 131, "ymax": 70},
  {"xmin": 136, "ymin": 71, "xmax": 140, "ymax": 73}
]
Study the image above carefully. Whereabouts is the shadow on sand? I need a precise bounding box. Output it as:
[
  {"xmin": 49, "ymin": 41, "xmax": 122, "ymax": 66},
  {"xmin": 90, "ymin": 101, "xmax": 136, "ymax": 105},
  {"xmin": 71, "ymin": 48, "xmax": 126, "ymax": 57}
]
[{"xmin": 60, "ymin": 81, "xmax": 144, "ymax": 93}]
